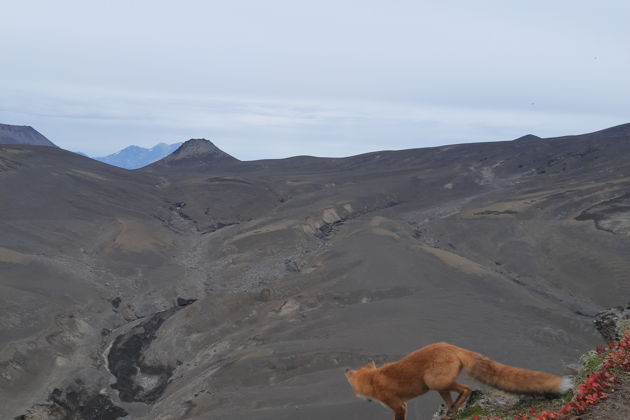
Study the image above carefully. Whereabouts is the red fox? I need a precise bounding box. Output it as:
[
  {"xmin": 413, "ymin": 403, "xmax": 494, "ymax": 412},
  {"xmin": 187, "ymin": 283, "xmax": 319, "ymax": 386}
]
[{"xmin": 345, "ymin": 342, "xmax": 571, "ymax": 420}]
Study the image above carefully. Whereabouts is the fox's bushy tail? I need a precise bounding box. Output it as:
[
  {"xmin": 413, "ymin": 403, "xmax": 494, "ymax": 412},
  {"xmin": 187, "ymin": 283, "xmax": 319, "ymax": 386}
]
[{"xmin": 454, "ymin": 347, "xmax": 571, "ymax": 394}]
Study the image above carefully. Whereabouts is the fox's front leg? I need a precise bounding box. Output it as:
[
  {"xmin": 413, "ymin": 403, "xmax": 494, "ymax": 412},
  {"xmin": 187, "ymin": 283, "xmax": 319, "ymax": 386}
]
[
  {"xmin": 392, "ymin": 402, "xmax": 407, "ymax": 420},
  {"xmin": 383, "ymin": 398, "xmax": 407, "ymax": 420}
]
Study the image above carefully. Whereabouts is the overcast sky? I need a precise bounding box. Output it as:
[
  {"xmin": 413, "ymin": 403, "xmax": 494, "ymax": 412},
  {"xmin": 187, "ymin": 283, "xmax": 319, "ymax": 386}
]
[{"xmin": 1, "ymin": 1, "xmax": 628, "ymax": 159}]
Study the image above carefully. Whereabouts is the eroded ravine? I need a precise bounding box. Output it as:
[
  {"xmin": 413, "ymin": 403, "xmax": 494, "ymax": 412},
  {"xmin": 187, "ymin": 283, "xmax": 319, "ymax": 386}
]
[{"xmin": 106, "ymin": 299, "xmax": 196, "ymax": 404}]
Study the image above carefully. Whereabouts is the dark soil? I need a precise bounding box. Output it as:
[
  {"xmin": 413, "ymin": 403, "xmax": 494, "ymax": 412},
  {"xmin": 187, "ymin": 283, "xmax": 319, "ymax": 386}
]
[
  {"xmin": 15, "ymin": 381, "xmax": 128, "ymax": 420},
  {"xmin": 107, "ymin": 307, "xmax": 179, "ymax": 403},
  {"xmin": 582, "ymin": 373, "xmax": 630, "ymax": 420}
]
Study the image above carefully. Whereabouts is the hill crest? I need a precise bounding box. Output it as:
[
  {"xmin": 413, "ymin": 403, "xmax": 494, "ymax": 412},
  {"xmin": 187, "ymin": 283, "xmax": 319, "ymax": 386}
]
[
  {"xmin": 148, "ymin": 138, "xmax": 239, "ymax": 168},
  {"xmin": 0, "ymin": 123, "xmax": 57, "ymax": 147}
]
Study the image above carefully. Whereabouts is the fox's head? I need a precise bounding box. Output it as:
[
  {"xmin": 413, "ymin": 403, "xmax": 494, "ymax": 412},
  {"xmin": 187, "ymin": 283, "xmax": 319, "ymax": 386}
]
[{"xmin": 345, "ymin": 361, "xmax": 377, "ymax": 399}]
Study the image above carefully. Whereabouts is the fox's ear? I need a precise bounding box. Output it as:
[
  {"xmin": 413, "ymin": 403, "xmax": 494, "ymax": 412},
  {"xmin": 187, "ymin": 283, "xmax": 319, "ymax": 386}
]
[{"xmin": 361, "ymin": 360, "xmax": 377, "ymax": 369}]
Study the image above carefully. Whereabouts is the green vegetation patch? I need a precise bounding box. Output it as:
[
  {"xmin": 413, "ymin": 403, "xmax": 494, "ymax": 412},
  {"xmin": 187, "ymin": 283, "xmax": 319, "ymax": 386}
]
[{"xmin": 454, "ymin": 404, "xmax": 489, "ymax": 419}]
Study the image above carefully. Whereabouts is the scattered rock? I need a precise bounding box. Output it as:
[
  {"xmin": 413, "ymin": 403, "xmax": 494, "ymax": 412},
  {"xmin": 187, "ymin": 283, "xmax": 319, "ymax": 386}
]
[
  {"xmin": 201, "ymin": 221, "xmax": 239, "ymax": 234},
  {"xmin": 315, "ymin": 220, "xmax": 344, "ymax": 239},
  {"xmin": 432, "ymin": 389, "xmax": 559, "ymax": 420},
  {"xmin": 256, "ymin": 288, "xmax": 273, "ymax": 302},
  {"xmin": 110, "ymin": 297, "xmax": 122, "ymax": 309},
  {"xmin": 594, "ymin": 302, "xmax": 630, "ymax": 342},
  {"xmin": 16, "ymin": 380, "xmax": 127, "ymax": 420},
  {"xmin": 284, "ymin": 258, "xmax": 301, "ymax": 272},
  {"xmin": 176, "ymin": 297, "xmax": 197, "ymax": 307},
  {"xmin": 473, "ymin": 209, "xmax": 518, "ymax": 216}
]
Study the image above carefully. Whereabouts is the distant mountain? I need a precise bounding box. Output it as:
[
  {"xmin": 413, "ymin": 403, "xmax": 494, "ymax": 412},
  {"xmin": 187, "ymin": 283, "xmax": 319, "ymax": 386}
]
[
  {"xmin": 513, "ymin": 134, "xmax": 541, "ymax": 142},
  {"xmin": 94, "ymin": 142, "xmax": 182, "ymax": 169},
  {"xmin": 0, "ymin": 123, "xmax": 57, "ymax": 147},
  {"xmin": 146, "ymin": 138, "xmax": 239, "ymax": 170}
]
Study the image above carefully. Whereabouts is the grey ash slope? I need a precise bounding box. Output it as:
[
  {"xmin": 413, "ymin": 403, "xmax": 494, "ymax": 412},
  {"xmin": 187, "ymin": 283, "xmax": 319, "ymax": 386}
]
[
  {"xmin": 2, "ymin": 124, "xmax": 630, "ymax": 420},
  {"xmin": 0, "ymin": 123, "xmax": 57, "ymax": 147}
]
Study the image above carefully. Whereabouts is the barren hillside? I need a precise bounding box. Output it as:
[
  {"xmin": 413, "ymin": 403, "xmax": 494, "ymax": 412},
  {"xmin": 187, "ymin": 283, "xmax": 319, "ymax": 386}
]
[{"xmin": 2, "ymin": 124, "xmax": 630, "ymax": 419}]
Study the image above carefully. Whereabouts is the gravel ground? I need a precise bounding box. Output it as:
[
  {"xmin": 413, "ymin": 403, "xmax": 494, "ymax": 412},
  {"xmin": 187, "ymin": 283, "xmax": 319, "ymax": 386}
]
[{"xmin": 582, "ymin": 373, "xmax": 630, "ymax": 420}]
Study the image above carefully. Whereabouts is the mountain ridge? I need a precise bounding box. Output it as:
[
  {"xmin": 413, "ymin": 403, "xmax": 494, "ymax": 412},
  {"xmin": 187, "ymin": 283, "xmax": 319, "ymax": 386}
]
[{"xmin": 94, "ymin": 142, "xmax": 182, "ymax": 169}]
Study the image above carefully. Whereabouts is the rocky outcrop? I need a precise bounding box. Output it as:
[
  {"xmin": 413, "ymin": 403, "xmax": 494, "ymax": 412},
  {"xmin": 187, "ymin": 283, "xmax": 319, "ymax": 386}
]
[
  {"xmin": 575, "ymin": 194, "xmax": 630, "ymax": 235},
  {"xmin": 594, "ymin": 303, "xmax": 630, "ymax": 342},
  {"xmin": 107, "ymin": 299, "xmax": 196, "ymax": 403},
  {"xmin": 431, "ymin": 390, "xmax": 553, "ymax": 420},
  {"xmin": 15, "ymin": 380, "xmax": 127, "ymax": 420}
]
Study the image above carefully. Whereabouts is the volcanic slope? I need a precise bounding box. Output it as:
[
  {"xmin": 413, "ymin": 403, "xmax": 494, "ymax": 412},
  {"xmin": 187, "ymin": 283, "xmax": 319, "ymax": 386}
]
[
  {"xmin": 2, "ymin": 124, "xmax": 630, "ymax": 419},
  {"xmin": 0, "ymin": 123, "xmax": 58, "ymax": 147}
]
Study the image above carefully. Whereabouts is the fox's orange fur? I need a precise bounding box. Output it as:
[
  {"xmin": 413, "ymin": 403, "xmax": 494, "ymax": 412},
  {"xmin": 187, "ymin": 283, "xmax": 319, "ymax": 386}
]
[{"xmin": 345, "ymin": 342, "xmax": 570, "ymax": 420}]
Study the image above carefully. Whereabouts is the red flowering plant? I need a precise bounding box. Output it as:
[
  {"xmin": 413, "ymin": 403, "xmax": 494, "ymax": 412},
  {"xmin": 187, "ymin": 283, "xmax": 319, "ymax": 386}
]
[{"xmin": 470, "ymin": 331, "xmax": 630, "ymax": 420}]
